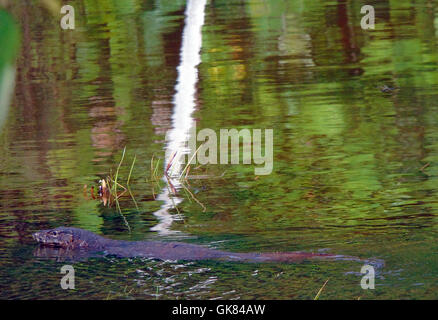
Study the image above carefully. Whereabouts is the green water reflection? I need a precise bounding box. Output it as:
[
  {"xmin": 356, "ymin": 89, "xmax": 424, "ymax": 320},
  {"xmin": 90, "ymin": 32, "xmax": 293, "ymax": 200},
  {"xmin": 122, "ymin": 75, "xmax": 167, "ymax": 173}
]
[{"xmin": 1, "ymin": 0, "xmax": 438, "ymax": 299}]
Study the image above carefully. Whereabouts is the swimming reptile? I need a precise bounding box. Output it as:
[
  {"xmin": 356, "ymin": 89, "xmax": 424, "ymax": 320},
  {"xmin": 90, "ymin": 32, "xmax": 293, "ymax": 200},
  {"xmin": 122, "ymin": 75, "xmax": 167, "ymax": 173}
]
[{"xmin": 32, "ymin": 227, "xmax": 383, "ymax": 267}]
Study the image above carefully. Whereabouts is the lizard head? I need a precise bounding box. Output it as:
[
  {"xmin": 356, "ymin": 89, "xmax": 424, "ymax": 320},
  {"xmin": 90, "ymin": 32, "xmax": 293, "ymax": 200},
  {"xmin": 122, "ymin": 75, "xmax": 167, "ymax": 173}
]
[{"xmin": 32, "ymin": 227, "xmax": 89, "ymax": 249}]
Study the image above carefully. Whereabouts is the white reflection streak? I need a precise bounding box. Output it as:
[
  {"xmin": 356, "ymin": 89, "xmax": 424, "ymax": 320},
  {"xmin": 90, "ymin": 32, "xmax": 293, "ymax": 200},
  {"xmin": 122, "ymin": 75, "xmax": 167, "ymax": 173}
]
[{"xmin": 151, "ymin": 0, "xmax": 207, "ymax": 235}]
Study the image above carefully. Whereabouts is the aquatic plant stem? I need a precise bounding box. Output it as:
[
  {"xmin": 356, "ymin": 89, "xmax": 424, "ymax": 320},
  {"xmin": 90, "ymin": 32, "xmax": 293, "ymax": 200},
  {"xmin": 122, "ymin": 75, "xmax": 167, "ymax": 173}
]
[
  {"xmin": 114, "ymin": 146, "xmax": 126, "ymax": 197},
  {"xmin": 314, "ymin": 279, "xmax": 329, "ymax": 300}
]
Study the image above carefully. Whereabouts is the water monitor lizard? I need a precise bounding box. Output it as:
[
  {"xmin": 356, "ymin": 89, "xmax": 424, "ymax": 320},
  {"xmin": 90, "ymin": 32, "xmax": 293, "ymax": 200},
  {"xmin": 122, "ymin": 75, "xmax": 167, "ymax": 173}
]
[{"xmin": 33, "ymin": 227, "xmax": 384, "ymax": 267}]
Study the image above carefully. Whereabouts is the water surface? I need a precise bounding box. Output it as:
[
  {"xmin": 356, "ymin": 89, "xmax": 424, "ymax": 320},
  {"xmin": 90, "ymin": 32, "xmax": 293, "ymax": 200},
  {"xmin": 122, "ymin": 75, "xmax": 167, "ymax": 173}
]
[{"xmin": 1, "ymin": 0, "xmax": 438, "ymax": 299}]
